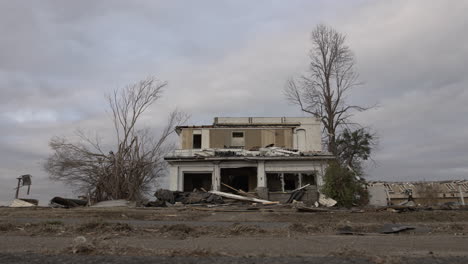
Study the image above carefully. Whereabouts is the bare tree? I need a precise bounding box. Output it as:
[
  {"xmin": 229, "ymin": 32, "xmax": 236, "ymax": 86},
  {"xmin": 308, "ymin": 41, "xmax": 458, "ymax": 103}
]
[
  {"xmin": 45, "ymin": 77, "xmax": 187, "ymax": 202},
  {"xmin": 285, "ymin": 24, "xmax": 369, "ymax": 154}
]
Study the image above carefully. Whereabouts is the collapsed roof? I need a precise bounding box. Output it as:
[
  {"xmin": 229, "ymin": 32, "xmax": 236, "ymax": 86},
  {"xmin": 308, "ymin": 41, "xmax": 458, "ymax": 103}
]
[{"xmin": 164, "ymin": 147, "xmax": 334, "ymax": 161}]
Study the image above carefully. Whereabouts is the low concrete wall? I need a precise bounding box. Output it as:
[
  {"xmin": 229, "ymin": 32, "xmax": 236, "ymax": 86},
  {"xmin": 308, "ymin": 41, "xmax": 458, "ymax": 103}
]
[{"xmin": 262, "ymin": 185, "xmax": 319, "ymax": 204}]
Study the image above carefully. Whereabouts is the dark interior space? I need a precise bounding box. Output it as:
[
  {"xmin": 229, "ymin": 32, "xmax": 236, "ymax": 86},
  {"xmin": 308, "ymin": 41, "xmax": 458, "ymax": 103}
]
[
  {"xmin": 193, "ymin": 134, "xmax": 202, "ymax": 149},
  {"xmin": 301, "ymin": 172, "xmax": 316, "ymax": 186},
  {"xmin": 266, "ymin": 173, "xmax": 283, "ymax": 192},
  {"xmin": 220, "ymin": 167, "xmax": 257, "ymax": 192},
  {"xmin": 183, "ymin": 173, "xmax": 211, "ymax": 192},
  {"xmin": 283, "ymin": 173, "xmax": 299, "ymax": 191}
]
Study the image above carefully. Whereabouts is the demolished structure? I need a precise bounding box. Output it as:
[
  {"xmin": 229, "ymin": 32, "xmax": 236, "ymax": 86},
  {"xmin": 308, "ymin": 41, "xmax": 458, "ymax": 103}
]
[
  {"xmin": 164, "ymin": 117, "xmax": 335, "ymax": 204},
  {"xmin": 368, "ymin": 180, "xmax": 468, "ymax": 206}
]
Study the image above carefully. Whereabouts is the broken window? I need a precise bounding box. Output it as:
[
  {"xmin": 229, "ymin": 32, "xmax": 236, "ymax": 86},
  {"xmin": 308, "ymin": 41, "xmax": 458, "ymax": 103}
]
[
  {"xmin": 301, "ymin": 172, "xmax": 316, "ymax": 186},
  {"xmin": 267, "ymin": 172, "xmax": 316, "ymax": 192},
  {"xmin": 266, "ymin": 173, "xmax": 282, "ymax": 192},
  {"xmin": 183, "ymin": 173, "xmax": 212, "ymax": 192},
  {"xmin": 221, "ymin": 167, "xmax": 257, "ymax": 192},
  {"xmin": 193, "ymin": 134, "xmax": 202, "ymax": 149},
  {"xmin": 231, "ymin": 131, "xmax": 245, "ymax": 148},
  {"xmin": 283, "ymin": 173, "xmax": 299, "ymax": 191}
]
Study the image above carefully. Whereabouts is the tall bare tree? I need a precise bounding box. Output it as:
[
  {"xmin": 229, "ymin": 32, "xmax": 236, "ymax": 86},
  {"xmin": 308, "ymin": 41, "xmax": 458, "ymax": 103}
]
[
  {"xmin": 45, "ymin": 77, "xmax": 187, "ymax": 202},
  {"xmin": 285, "ymin": 24, "xmax": 369, "ymax": 154}
]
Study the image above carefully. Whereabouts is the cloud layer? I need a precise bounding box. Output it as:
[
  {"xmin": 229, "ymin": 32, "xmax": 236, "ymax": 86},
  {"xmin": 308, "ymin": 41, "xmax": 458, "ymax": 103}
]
[{"xmin": 1, "ymin": 0, "xmax": 467, "ymax": 203}]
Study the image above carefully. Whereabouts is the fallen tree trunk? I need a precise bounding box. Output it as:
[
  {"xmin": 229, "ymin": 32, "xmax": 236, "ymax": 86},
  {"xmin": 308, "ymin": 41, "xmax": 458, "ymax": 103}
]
[{"xmin": 209, "ymin": 190, "xmax": 279, "ymax": 205}]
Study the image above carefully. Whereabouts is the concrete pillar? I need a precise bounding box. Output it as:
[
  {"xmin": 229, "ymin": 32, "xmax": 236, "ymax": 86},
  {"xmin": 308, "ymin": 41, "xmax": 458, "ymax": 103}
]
[
  {"xmin": 316, "ymin": 164, "xmax": 324, "ymax": 188},
  {"xmin": 169, "ymin": 165, "xmax": 179, "ymax": 191},
  {"xmin": 212, "ymin": 162, "xmax": 221, "ymax": 191},
  {"xmin": 257, "ymin": 160, "xmax": 266, "ymax": 187}
]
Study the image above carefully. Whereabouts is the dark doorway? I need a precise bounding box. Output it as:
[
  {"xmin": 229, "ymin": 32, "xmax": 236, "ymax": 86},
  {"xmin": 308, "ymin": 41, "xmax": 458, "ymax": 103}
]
[
  {"xmin": 183, "ymin": 173, "xmax": 211, "ymax": 192},
  {"xmin": 220, "ymin": 167, "xmax": 257, "ymax": 192},
  {"xmin": 193, "ymin": 134, "xmax": 202, "ymax": 149}
]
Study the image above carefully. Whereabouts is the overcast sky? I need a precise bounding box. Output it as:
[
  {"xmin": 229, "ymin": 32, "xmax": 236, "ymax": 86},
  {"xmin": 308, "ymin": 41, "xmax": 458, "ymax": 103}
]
[{"xmin": 1, "ymin": 0, "xmax": 467, "ymax": 204}]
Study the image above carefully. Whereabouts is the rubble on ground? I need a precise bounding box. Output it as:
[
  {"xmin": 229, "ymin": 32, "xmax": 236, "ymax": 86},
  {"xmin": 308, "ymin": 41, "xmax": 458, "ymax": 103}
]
[
  {"xmin": 9, "ymin": 199, "xmax": 38, "ymax": 207},
  {"xmin": 319, "ymin": 194, "xmax": 338, "ymax": 207},
  {"xmin": 166, "ymin": 146, "xmax": 328, "ymax": 159},
  {"xmin": 50, "ymin": 197, "xmax": 87, "ymax": 208}
]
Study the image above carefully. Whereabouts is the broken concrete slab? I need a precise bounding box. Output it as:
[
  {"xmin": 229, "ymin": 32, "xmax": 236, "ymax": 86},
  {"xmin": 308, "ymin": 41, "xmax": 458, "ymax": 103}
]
[
  {"xmin": 9, "ymin": 199, "xmax": 37, "ymax": 207},
  {"xmin": 319, "ymin": 194, "xmax": 337, "ymax": 207}
]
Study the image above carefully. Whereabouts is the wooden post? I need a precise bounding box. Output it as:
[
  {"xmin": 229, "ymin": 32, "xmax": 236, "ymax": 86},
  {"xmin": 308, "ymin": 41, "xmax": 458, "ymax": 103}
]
[{"xmin": 15, "ymin": 177, "xmax": 21, "ymax": 199}]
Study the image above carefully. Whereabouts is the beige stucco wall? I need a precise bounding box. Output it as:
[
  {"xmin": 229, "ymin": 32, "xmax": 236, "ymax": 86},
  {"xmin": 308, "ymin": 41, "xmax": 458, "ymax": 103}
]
[
  {"xmin": 179, "ymin": 128, "xmax": 294, "ymax": 149},
  {"xmin": 208, "ymin": 128, "xmax": 292, "ymax": 149}
]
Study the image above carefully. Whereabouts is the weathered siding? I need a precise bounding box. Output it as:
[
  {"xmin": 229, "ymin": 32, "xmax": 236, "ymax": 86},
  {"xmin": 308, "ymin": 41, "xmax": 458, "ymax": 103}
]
[
  {"xmin": 245, "ymin": 129, "xmax": 261, "ymax": 149},
  {"xmin": 181, "ymin": 128, "xmax": 293, "ymax": 149},
  {"xmin": 209, "ymin": 129, "xmax": 230, "ymax": 148},
  {"xmin": 181, "ymin": 128, "xmax": 193, "ymax": 149},
  {"xmin": 284, "ymin": 129, "xmax": 293, "ymax": 148},
  {"xmin": 261, "ymin": 130, "xmax": 275, "ymax": 147}
]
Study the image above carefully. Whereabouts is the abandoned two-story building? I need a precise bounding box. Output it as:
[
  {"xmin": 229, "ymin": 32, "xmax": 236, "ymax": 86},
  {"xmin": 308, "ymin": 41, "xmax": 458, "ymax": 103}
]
[{"xmin": 164, "ymin": 117, "xmax": 334, "ymax": 203}]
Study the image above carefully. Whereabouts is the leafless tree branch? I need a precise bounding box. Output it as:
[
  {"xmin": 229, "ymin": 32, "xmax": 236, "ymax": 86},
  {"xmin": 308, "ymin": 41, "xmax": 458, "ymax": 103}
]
[{"xmin": 45, "ymin": 76, "xmax": 187, "ymax": 202}]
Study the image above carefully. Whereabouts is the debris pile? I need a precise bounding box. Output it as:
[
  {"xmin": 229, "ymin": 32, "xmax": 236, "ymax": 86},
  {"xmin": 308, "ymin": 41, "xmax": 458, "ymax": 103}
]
[
  {"xmin": 9, "ymin": 199, "xmax": 38, "ymax": 208},
  {"xmin": 50, "ymin": 197, "xmax": 87, "ymax": 208},
  {"xmin": 166, "ymin": 147, "xmax": 328, "ymax": 159}
]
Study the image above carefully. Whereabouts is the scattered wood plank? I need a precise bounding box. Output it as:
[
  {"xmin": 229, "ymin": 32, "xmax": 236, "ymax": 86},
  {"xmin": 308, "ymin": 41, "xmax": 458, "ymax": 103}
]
[
  {"xmin": 296, "ymin": 206, "xmax": 331, "ymax": 213},
  {"xmin": 221, "ymin": 183, "xmax": 259, "ymax": 198},
  {"xmin": 221, "ymin": 183, "xmax": 241, "ymax": 193},
  {"xmin": 290, "ymin": 184, "xmax": 311, "ymax": 193},
  {"xmin": 209, "ymin": 190, "xmax": 279, "ymax": 205}
]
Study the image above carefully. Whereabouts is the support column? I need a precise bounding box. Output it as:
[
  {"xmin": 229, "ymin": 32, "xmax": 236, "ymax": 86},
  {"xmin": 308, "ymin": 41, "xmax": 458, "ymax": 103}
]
[
  {"xmin": 212, "ymin": 162, "xmax": 221, "ymax": 191},
  {"xmin": 257, "ymin": 161, "xmax": 266, "ymax": 187},
  {"xmin": 316, "ymin": 163, "xmax": 324, "ymax": 188},
  {"xmin": 256, "ymin": 161, "xmax": 269, "ymax": 200},
  {"xmin": 169, "ymin": 165, "xmax": 179, "ymax": 191}
]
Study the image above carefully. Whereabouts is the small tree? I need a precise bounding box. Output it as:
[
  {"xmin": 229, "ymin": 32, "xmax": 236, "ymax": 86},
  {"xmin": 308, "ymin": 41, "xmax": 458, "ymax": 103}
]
[
  {"xmin": 321, "ymin": 161, "xmax": 368, "ymax": 207},
  {"xmin": 336, "ymin": 128, "xmax": 375, "ymax": 175},
  {"xmin": 45, "ymin": 77, "xmax": 187, "ymax": 202}
]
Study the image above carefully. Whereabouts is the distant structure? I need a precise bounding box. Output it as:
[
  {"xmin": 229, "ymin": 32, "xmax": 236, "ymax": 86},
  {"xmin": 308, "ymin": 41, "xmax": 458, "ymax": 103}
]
[
  {"xmin": 14, "ymin": 174, "xmax": 32, "ymax": 199},
  {"xmin": 367, "ymin": 181, "xmax": 468, "ymax": 206}
]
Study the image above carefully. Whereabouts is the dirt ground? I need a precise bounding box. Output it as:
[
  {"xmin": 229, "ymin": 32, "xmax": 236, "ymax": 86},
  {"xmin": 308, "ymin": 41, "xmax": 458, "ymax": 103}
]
[{"xmin": 1, "ymin": 205, "xmax": 468, "ymax": 263}]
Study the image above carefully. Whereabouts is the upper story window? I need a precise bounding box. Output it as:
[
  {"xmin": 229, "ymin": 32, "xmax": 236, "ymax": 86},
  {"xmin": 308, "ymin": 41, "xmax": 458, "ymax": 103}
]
[
  {"xmin": 231, "ymin": 131, "xmax": 245, "ymax": 148},
  {"xmin": 193, "ymin": 130, "xmax": 202, "ymax": 149}
]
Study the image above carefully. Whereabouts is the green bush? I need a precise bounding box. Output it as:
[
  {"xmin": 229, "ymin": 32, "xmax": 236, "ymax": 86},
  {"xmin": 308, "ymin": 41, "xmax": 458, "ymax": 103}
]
[{"xmin": 321, "ymin": 161, "xmax": 368, "ymax": 208}]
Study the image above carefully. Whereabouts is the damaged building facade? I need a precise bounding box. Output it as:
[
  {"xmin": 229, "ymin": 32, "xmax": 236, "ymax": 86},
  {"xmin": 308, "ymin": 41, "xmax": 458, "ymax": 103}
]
[
  {"xmin": 368, "ymin": 181, "xmax": 468, "ymax": 206},
  {"xmin": 164, "ymin": 117, "xmax": 334, "ymax": 203}
]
